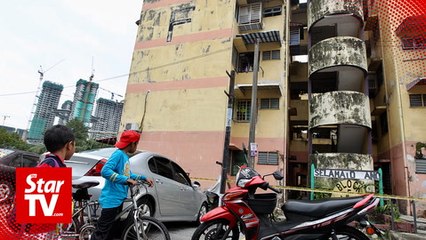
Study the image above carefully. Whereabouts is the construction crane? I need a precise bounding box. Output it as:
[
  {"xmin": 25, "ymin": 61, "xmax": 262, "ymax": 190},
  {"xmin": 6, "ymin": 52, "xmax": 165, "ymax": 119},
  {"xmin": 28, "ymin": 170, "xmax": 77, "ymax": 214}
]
[
  {"xmin": 24, "ymin": 59, "xmax": 64, "ymax": 141},
  {"xmin": 99, "ymin": 87, "xmax": 123, "ymax": 101},
  {"xmin": 1, "ymin": 115, "xmax": 10, "ymax": 126}
]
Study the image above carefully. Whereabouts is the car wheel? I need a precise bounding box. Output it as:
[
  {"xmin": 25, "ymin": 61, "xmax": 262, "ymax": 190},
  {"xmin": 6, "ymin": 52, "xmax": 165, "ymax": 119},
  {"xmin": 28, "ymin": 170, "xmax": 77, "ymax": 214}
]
[
  {"xmin": 196, "ymin": 202, "xmax": 208, "ymax": 224},
  {"xmin": 0, "ymin": 181, "xmax": 13, "ymax": 203},
  {"xmin": 137, "ymin": 198, "xmax": 153, "ymax": 217}
]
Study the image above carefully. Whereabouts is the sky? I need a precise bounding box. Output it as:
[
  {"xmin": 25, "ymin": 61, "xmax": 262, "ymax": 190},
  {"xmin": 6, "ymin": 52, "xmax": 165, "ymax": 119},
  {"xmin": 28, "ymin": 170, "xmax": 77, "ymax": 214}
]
[{"xmin": 0, "ymin": 1, "xmax": 143, "ymax": 130}]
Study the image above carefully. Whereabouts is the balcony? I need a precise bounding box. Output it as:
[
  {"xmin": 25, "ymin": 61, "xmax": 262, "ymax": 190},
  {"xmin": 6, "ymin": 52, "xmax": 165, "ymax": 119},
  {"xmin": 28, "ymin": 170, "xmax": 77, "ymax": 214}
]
[
  {"xmin": 308, "ymin": 37, "xmax": 368, "ymax": 92},
  {"xmin": 308, "ymin": 0, "xmax": 364, "ymax": 38},
  {"xmin": 309, "ymin": 91, "xmax": 371, "ymax": 129}
]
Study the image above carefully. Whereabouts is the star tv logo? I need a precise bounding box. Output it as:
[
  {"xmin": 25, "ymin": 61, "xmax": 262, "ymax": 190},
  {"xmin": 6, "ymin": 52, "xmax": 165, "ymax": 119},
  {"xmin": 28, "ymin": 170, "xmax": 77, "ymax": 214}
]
[{"xmin": 16, "ymin": 168, "xmax": 72, "ymax": 223}]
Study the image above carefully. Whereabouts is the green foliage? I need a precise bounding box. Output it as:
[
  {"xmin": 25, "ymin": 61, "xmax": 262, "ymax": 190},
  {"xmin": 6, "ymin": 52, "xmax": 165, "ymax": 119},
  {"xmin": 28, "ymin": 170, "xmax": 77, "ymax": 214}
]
[
  {"xmin": 313, "ymin": 191, "xmax": 332, "ymax": 199},
  {"xmin": 66, "ymin": 119, "xmax": 89, "ymax": 143},
  {"xmin": 0, "ymin": 128, "xmax": 30, "ymax": 150},
  {"xmin": 375, "ymin": 201, "xmax": 400, "ymax": 220},
  {"xmin": 0, "ymin": 122, "xmax": 113, "ymax": 154},
  {"xmin": 64, "ymin": 119, "xmax": 112, "ymax": 152}
]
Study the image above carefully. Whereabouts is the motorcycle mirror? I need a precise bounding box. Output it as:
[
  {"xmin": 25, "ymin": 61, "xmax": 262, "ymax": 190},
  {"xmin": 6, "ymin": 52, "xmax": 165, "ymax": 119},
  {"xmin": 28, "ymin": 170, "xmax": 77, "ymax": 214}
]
[
  {"xmin": 193, "ymin": 181, "xmax": 201, "ymax": 188},
  {"xmin": 272, "ymin": 171, "xmax": 284, "ymax": 180}
]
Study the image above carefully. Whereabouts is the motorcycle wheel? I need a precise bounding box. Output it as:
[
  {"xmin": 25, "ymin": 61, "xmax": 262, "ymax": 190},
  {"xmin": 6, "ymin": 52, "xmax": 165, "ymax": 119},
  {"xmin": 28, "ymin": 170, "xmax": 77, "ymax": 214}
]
[
  {"xmin": 191, "ymin": 219, "xmax": 239, "ymax": 240},
  {"xmin": 330, "ymin": 226, "xmax": 369, "ymax": 240}
]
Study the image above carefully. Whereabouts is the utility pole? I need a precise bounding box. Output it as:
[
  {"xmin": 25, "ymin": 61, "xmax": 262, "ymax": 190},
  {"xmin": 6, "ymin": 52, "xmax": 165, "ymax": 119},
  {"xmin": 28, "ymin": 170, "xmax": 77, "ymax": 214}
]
[
  {"xmin": 220, "ymin": 70, "xmax": 235, "ymax": 194},
  {"xmin": 248, "ymin": 38, "xmax": 260, "ymax": 168}
]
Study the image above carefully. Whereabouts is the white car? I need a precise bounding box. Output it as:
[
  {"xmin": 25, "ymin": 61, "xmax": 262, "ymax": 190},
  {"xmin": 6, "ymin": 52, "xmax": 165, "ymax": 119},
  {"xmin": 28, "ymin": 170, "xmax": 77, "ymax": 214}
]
[{"xmin": 68, "ymin": 148, "xmax": 208, "ymax": 223}]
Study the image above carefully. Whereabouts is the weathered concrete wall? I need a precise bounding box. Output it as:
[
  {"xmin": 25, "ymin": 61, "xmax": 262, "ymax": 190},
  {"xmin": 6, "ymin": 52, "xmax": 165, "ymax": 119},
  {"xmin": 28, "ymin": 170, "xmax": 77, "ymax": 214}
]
[
  {"xmin": 307, "ymin": 0, "xmax": 363, "ymax": 30},
  {"xmin": 122, "ymin": 0, "xmax": 289, "ymax": 182},
  {"xmin": 312, "ymin": 153, "xmax": 375, "ymax": 196},
  {"xmin": 308, "ymin": 36, "xmax": 367, "ymax": 75},
  {"xmin": 309, "ymin": 91, "xmax": 371, "ymax": 129},
  {"xmin": 312, "ymin": 153, "xmax": 373, "ymax": 170}
]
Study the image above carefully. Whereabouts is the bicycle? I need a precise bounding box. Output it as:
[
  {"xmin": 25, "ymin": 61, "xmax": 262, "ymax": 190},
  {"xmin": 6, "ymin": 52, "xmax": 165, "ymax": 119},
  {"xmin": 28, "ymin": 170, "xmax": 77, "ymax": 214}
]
[
  {"xmin": 58, "ymin": 179, "xmax": 171, "ymax": 240},
  {"xmin": 55, "ymin": 180, "xmax": 101, "ymax": 239}
]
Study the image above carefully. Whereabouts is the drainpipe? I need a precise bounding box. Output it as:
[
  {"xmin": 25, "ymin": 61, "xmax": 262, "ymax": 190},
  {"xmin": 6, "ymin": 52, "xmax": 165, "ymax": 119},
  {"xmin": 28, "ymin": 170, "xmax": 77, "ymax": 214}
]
[
  {"xmin": 282, "ymin": 0, "xmax": 291, "ymax": 202},
  {"xmin": 390, "ymin": 27, "xmax": 411, "ymax": 214}
]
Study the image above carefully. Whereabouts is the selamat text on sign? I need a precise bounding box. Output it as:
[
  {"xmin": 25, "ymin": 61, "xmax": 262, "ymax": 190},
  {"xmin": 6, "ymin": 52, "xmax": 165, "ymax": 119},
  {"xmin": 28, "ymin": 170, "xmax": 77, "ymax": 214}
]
[{"xmin": 314, "ymin": 168, "xmax": 380, "ymax": 181}]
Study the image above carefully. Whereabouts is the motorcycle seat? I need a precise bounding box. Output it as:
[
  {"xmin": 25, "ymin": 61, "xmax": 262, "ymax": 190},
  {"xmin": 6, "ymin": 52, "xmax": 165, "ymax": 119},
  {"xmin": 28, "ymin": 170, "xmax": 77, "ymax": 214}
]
[{"xmin": 283, "ymin": 196, "xmax": 364, "ymax": 218}]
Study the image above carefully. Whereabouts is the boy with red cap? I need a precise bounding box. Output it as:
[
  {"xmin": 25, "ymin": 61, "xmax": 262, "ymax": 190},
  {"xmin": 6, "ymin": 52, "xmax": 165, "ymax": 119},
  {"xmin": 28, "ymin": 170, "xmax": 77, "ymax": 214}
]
[{"xmin": 91, "ymin": 130, "xmax": 153, "ymax": 240}]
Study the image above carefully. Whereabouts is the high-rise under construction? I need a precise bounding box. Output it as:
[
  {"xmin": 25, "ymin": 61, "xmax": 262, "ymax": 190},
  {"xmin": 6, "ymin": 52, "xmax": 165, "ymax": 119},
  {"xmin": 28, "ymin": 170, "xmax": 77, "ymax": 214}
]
[
  {"xmin": 70, "ymin": 79, "xmax": 99, "ymax": 126},
  {"xmin": 28, "ymin": 81, "xmax": 63, "ymax": 142}
]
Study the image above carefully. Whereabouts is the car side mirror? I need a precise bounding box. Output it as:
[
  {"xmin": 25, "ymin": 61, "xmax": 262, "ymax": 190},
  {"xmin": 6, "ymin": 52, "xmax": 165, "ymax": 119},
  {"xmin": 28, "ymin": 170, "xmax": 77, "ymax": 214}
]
[{"xmin": 272, "ymin": 171, "xmax": 284, "ymax": 180}]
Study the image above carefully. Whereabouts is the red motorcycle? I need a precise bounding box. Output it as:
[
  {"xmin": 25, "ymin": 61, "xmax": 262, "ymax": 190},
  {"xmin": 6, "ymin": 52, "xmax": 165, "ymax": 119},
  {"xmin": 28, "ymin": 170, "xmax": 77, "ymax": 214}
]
[{"xmin": 192, "ymin": 166, "xmax": 384, "ymax": 240}]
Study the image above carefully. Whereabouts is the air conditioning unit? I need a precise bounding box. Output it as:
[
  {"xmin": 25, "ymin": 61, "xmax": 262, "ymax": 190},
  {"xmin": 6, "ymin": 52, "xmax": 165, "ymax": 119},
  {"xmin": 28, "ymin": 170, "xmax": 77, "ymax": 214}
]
[{"xmin": 125, "ymin": 123, "xmax": 139, "ymax": 131}]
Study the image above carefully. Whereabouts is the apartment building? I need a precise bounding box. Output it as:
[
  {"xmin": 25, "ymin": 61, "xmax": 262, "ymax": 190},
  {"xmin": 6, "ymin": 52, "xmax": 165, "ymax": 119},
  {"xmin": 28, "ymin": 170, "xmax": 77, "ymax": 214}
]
[
  {"xmin": 28, "ymin": 81, "xmax": 63, "ymax": 142},
  {"xmin": 70, "ymin": 79, "xmax": 99, "ymax": 126},
  {"xmin": 369, "ymin": 0, "xmax": 426, "ymax": 213},
  {"xmin": 92, "ymin": 98, "xmax": 124, "ymax": 139},
  {"xmin": 121, "ymin": 0, "xmax": 288, "ymax": 185},
  {"xmin": 122, "ymin": 0, "xmax": 426, "ymax": 214}
]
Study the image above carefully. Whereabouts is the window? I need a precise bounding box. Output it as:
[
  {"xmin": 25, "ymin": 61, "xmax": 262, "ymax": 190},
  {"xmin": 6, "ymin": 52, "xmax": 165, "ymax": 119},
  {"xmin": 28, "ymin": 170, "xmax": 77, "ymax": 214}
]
[
  {"xmin": 258, "ymin": 152, "xmax": 279, "ymax": 165},
  {"xmin": 409, "ymin": 94, "xmax": 426, "ymax": 107},
  {"xmin": 290, "ymin": 28, "xmax": 300, "ymax": 46},
  {"xmin": 416, "ymin": 158, "xmax": 426, "ymax": 174},
  {"xmin": 380, "ymin": 111, "xmax": 388, "ymax": 135},
  {"xmin": 171, "ymin": 162, "xmax": 190, "ymax": 185},
  {"xmin": 153, "ymin": 157, "xmax": 173, "ymax": 179},
  {"xmin": 402, "ymin": 37, "xmax": 426, "ymax": 50},
  {"xmin": 238, "ymin": 2, "xmax": 262, "ymax": 25},
  {"xmin": 262, "ymin": 50, "xmax": 280, "ymax": 60},
  {"xmin": 260, "ymin": 98, "xmax": 279, "ymax": 109},
  {"xmin": 236, "ymin": 100, "xmax": 251, "ymax": 121},
  {"xmin": 237, "ymin": 52, "xmax": 254, "ymax": 72},
  {"xmin": 263, "ymin": 6, "xmax": 281, "ymax": 17}
]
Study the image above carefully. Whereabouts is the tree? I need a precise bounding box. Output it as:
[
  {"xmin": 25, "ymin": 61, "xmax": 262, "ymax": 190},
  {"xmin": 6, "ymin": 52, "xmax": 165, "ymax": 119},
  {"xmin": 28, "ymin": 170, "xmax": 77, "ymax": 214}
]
[
  {"xmin": 66, "ymin": 119, "xmax": 89, "ymax": 144},
  {"xmin": 0, "ymin": 128, "xmax": 30, "ymax": 150},
  {"xmin": 65, "ymin": 119, "xmax": 111, "ymax": 152}
]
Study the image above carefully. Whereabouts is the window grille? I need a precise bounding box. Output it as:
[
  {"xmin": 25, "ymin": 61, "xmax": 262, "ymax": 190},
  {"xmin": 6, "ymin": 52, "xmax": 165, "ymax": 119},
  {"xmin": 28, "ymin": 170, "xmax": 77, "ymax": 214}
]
[
  {"xmin": 416, "ymin": 159, "xmax": 426, "ymax": 174},
  {"xmin": 263, "ymin": 6, "xmax": 282, "ymax": 17},
  {"xmin": 409, "ymin": 94, "xmax": 426, "ymax": 107},
  {"xmin": 238, "ymin": 2, "xmax": 262, "ymax": 24},
  {"xmin": 402, "ymin": 37, "xmax": 426, "ymax": 50},
  {"xmin": 258, "ymin": 152, "xmax": 279, "ymax": 165},
  {"xmin": 260, "ymin": 98, "xmax": 279, "ymax": 109},
  {"xmin": 262, "ymin": 50, "xmax": 280, "ymax": 60},
  {"xmin": 236, "ymin": 100, "xmax": 251, "ymax": 121}
]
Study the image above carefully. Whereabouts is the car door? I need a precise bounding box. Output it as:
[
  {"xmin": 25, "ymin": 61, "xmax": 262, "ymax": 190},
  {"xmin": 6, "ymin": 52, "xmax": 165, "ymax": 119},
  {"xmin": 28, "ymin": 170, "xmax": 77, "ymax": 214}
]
[
  {"xmin": 148, "ymin": 157, "xmax": 182, "ymax": 216},
  {"xmin": 170, "ymin": 161, "xmax": 199, "ymax": 217}
]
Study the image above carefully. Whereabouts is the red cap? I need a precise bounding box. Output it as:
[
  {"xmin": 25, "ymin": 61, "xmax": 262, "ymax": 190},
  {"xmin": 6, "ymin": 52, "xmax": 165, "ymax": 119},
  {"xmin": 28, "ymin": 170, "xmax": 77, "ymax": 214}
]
[{"xmin": 115, "ymin": 130, "xmax": 141, "ymax": 149}]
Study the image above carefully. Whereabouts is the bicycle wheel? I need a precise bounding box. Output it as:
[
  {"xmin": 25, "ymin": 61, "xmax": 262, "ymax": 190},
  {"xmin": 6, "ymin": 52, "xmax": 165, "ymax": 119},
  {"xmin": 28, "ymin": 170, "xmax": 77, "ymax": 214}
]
[
  {"xmin": 121, "ymin": 216, "xmax": 170, "ymax": 240},
  {"xmin": 79, "ymin": 223, "xmax": 96, "ymax": 240}
]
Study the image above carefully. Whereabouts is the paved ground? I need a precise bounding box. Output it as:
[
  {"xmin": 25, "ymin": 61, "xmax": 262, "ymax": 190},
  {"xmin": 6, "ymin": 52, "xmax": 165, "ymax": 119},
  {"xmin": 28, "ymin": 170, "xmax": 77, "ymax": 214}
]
[{"xmin": 165, "ymin": 222, "xmax": 197, "ymax": 240}]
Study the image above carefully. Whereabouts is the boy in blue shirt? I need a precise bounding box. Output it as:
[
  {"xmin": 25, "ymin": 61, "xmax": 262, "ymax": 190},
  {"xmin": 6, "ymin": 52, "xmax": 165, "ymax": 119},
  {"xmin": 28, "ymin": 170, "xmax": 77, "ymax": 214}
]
[{"xmin": 91, "ymin": 130, "xmax": 153, "ymax": 240}]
